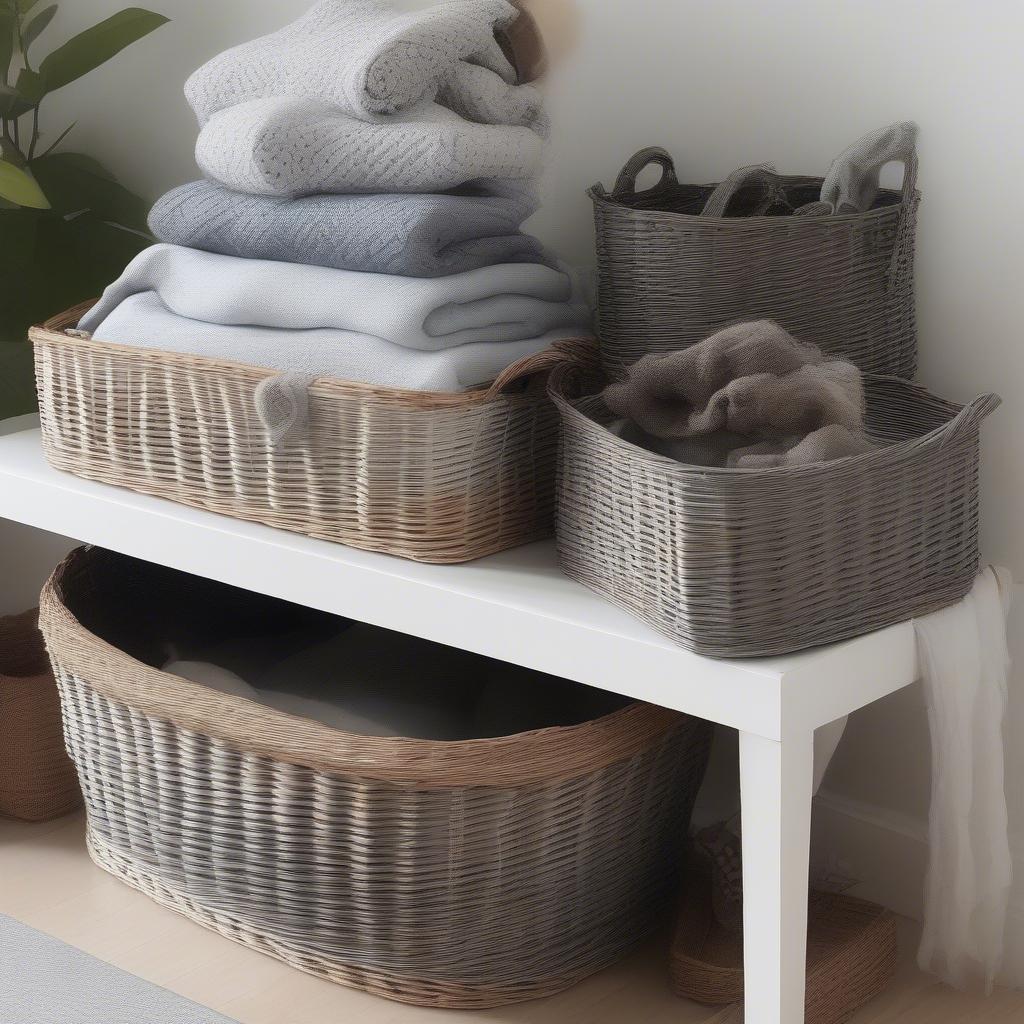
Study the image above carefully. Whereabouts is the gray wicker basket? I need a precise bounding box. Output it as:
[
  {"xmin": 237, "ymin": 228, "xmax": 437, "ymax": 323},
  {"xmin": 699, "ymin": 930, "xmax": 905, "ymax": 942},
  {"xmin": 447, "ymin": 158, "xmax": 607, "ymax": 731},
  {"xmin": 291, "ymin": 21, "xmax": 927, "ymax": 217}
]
[
  {"xmin": 40, "ymin": 547, "xmax": 713, "ymax": 1008},
  {"xmin": 589, "ymin": 148, "xmax": 919, "ymax": 379},
  {"xmin": 549, "ymin": 364, "xmax": 999, "ymax": 657}
]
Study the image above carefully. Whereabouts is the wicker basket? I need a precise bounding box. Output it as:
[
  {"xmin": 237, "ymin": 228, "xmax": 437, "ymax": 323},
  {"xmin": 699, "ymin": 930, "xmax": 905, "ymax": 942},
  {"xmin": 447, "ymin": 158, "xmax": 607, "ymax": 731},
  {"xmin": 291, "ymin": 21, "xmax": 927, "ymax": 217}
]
[
  {"xmin": 0, "ymin": 608, "xmax": 80, "ymax": 821},
  {"xmin": 670, "ymin": 861, "xmax": 898, "ymax": 1024},
  {"xmin": 31, "ymin": 304, "xmax": 595, "ymax": 564},
  {"xmin": 549, "ymin": 365, "xmax": 1000, "ymax": 657},
  {"xmin": 39, "ymin": 546, "xmax": 713, "ymax": 1008},
  {"xmin": 589, "ymin": 147, "xmax": 919, "ymax": 379}
]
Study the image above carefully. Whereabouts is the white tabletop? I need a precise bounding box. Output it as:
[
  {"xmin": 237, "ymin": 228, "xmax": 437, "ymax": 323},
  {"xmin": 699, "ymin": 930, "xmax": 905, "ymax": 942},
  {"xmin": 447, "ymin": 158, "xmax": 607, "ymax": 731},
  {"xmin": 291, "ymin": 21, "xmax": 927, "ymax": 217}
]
[{"xmin": 0, "ymin": 419, "xmax": 918, "ymax": 740}]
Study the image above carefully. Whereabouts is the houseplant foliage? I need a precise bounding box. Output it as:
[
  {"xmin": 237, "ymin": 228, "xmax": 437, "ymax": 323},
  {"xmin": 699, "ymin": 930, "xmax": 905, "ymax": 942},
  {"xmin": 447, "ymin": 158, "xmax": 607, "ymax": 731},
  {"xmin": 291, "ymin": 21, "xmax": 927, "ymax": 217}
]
[{"xmin": 0, "ymin": 3, "xmax": 168, "ymax": 418}]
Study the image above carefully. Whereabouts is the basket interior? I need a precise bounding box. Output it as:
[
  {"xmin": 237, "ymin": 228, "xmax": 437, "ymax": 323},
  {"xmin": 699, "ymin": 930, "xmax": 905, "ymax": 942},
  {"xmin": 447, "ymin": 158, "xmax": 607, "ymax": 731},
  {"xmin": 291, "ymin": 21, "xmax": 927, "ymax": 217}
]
[
  {"xmin": 566, "ymin": 374, "xmax": 960, "ymax": 457},
  {"xmin": 56, "ymin": 549, "xmax": 631, "ymax": 739},
  {"xmin": 605, "ymin": 179, "xmax": 904, "ymax": 218}
]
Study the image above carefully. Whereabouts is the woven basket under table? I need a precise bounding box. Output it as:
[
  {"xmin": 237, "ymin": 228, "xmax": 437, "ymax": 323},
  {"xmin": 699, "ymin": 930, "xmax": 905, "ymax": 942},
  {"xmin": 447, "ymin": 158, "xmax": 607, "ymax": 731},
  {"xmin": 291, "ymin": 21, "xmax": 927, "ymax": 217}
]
[
  {"xmin": 549, "ymin": 365, "xmax": 999, "ymax": 657},
  {"xmin": 589, "ymin": 147, "xmax": 919, "ymax": 380},
  {"xmin": 40, "ymin": 546, "xmax": 713, "ymax": 1008},
  {"xmin": 0, "ymin": 609, "xmax": 81, "ymax": 821},
  {"xmin": 31, "ymin": 304, "xmax": 595, "ymax": 564}
]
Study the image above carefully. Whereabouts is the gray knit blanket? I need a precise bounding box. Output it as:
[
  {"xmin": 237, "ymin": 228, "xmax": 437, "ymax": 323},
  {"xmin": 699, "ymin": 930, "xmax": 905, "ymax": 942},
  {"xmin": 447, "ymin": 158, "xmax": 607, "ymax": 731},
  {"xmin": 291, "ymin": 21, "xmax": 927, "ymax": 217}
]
[
  {"xmin": 148, "ymin": 179, "xmax": 550, "ymax": 277},
  {"xmin": 195, "ymin": 96, "xmax": 544, "ymax": 197},
  {"xmin": 185, "ymin": 0, "xmax": 546, "ymax": 133},
  {"xmin": 604, "ymin": 321, "xmax": 873, "ymax": 468}
]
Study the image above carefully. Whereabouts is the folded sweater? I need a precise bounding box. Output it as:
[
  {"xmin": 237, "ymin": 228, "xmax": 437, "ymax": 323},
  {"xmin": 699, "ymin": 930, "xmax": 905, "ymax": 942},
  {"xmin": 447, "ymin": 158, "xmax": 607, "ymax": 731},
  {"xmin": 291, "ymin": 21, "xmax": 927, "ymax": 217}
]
[
  {"xmin": 148, "ymin": 179, "xmax": 550, "ymax": 278},
  {"xmin": 79, "ymin": 244, "xmax": 592, "ymax": 351},
  {"xmin": 196, "ymin": 96, "xmax": 544, "ymax": 198},
  {"xmin": 184, "ymin": 0, "xmax": 547, "ymax": 134}
]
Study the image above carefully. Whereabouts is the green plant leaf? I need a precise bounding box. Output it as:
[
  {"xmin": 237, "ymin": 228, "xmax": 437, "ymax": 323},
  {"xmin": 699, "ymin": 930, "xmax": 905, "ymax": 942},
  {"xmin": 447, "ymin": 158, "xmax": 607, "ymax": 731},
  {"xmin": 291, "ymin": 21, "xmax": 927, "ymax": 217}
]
[
  {"xmin": 17, "ymin": 0, "xmax": 43, "ymax": 13},
  {"xmin": 0, "ymin": 158, "xmax": 49, "ymax": 207},
  {"xmin": 38, "ymin": 8, "xmax": 168, "ymax": 94},
  {"xmin": 30, "ymin": 150, "xmax": 149, "ymax": 231},
  {"xmin": 0, "ymin": 133, "xmax": 23, "ymax": 164},
  {"xmin": 0, "ymin": 5, "xmax": 15, "ymax": 80},
  {"xmin": 22, "ymin": 3, "xmax": 56, "ymax": 52}
]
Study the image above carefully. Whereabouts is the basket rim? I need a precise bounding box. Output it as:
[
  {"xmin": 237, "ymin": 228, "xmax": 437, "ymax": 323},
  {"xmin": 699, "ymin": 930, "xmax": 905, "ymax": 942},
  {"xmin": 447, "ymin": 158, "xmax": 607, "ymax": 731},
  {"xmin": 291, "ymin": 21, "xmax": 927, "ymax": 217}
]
[
  {"xmin": 39, "ymin": 547, "xmax": 685, "ymax": 789},
  {"xmin": 587, "ymin": 180, "xmax": 919, "ymax": 226},
  {"xmin": 548, "ymin": 365, "xmax": 999, "ymax": 480},
  {"xmin": 31, "ymin": 302, "xmax": 597, "ymax": 412}
]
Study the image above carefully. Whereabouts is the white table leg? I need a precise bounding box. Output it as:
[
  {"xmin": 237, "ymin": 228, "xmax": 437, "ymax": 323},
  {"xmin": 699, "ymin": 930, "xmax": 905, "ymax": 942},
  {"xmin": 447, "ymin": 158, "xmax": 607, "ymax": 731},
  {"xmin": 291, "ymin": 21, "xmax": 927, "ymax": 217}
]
[{"xmin": 739, "ymin": 728, "xmax": 815, "ymax": 1024}]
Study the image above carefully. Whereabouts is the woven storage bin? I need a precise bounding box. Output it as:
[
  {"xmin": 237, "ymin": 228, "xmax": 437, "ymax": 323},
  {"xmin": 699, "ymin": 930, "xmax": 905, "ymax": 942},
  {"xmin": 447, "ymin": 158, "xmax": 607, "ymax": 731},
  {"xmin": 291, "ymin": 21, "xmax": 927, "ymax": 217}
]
[
  {"xmin": 0, "ymin": 608, "xmax": 80, "ymax": 821},
  {"xmin": 39, "ymin": 546, "xmax": 713, "ymax": 1008},
  {"xmin": 31, "ymin": 304, "xmax": 595, "ymax": 564},
  {"xmin": 589, "ymin": 147, "xmax": 919, "ymax": 379},
  {"xmin": 670, "ymin": 861, "xmax": 898, "ymax": 1024},
  {"xmin": 549, "ymin": 364, "xmax": 999, "ymax": 657}
]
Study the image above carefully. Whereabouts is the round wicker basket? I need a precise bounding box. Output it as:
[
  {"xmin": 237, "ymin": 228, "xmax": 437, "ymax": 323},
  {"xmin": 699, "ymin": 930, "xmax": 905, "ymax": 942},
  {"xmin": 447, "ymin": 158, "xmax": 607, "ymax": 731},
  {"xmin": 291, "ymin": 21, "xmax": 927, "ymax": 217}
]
[
  {"xmin": 31, "ymin": 304, "xmax": 596, "ymax": 565},
  {"xmin": 40, "ymin": 546, "xmax": 713, "ymax": 1008},
  {"xmin": 549, "ymin": 364, "xmax": 999, "ymax": 657},
  {"xmin": 589, "ymin": 147, "xmax": 919, "ymax": 380},
  {"xmin": 0, "ymin": 608, "xmax": 80, "ymax": 821}
]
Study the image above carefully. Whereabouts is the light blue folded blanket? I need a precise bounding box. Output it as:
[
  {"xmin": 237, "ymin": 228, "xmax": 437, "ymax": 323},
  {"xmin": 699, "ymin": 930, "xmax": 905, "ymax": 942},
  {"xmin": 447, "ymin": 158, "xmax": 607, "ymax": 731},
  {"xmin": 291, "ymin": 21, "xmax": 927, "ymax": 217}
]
[
  {"xmin": 148, "ymin": 179, "xmax": 551, "ymax": 278},
  {"xmin": 86, "ymin": 291, "xmax": 589, "ymax": 442}
]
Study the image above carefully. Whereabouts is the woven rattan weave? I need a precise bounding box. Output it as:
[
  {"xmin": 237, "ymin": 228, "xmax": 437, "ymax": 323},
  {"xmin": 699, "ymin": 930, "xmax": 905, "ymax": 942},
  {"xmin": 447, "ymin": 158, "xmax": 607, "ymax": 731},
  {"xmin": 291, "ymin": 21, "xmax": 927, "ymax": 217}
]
[
  {"xmin": 31, "ymin": 304, "xmax": 595, "ymax": 564},
  {"xmin": 589, "ymin": 147, "xmax": 919, "ymax": 379},
  {"xmin": 40, "ymin": 547, "xmax": 713, "ymax": 1008},
  {"xmin": 670, "ymin": 860, "xmax": 898, "ymax": 1023},
  {"xmin": 549, "ymin": 364, "xmax": 999, "ymax": 657},
  {"xmin": 0, "ymin": 609, "xmax": 80, "ymax": 821}
]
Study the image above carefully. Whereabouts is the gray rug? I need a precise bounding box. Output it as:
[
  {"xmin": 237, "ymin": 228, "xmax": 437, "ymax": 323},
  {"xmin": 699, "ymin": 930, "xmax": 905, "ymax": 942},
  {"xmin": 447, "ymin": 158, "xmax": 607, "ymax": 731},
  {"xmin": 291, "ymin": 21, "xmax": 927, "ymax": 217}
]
[{"xmin": 0, "ymin": 913, "xmax": 241, "ymax": 1023}]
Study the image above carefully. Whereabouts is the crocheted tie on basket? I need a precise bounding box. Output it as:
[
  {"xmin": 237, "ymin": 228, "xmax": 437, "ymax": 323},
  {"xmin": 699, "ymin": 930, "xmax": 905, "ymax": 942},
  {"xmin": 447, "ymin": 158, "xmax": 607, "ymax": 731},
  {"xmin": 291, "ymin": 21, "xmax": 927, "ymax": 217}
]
[{"xmin": 254, "ymin": 371, "xmax": 316, "ymax": 445}]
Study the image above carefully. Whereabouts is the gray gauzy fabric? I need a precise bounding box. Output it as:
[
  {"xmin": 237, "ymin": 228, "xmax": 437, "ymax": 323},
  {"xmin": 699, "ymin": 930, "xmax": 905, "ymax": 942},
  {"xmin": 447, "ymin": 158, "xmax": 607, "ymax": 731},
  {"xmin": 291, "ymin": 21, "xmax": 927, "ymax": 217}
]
[
  {"xmin": 0, "ymin": 913, "xmax": 241, "ymax": 1024},
  {"xmin": 148, "ymin": 179, "xmax": 551, "ymax": 277},
  {"xmin": 195, "ymin": 96, "xmax": 544, "ymax": 198},
  {"xmin": 819, "ymin": 121, "xmax": 919, "ymax": 214},
  {"xmin": 87, "ymin": 292, "xmax": 589, "ymax": 441},
  {"xmin": 603, "ymin": 320, "xmax": 872, "ymax": 469},
  {"xmin": 184, "ymin": 0, "xmax": 547, "ymax": 134},
  {"xmin": 78, "ymin": 245, "xmax": 592, "ymax": 351}
]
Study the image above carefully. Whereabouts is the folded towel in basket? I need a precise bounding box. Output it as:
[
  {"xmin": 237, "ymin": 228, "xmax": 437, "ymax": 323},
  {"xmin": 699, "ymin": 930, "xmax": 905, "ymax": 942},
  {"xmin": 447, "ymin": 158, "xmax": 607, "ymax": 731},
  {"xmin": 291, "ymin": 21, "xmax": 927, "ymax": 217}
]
[
  {"xmin": 184, "ymin": 0, "xmax": 547, "ymax": 134},
  {"xmin": 195, "ymin": 96, "xmax": 544, "ymax": 198},
  {"xmin": 79, "ymin": 244, "xmax": 592, "ymax": 351},
  {"xmin": 85, "ymin": 291, "xmax": 586, "ymax": 441},
  {"xmin": 603, "ymin": 320, "xmax": 872, "ymax": 468},
  {"xmin": 148, "ymin": 179, "xmax": 550, "ymax": 278}
]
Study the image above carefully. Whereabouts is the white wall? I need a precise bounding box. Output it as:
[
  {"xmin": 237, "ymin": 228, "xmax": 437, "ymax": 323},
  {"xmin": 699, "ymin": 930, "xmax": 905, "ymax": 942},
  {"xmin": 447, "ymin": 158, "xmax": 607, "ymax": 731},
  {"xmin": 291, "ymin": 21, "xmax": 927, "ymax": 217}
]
[{"xmin": 6, "ymin": 0, "xmax": 1023, "ymax": 973}]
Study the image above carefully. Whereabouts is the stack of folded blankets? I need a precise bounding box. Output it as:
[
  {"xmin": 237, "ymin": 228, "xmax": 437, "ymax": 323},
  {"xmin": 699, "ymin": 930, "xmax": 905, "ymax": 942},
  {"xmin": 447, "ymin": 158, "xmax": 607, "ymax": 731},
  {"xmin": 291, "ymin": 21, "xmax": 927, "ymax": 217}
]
[{"xmin": 78, "ymin": 0, "xmax": 592, "ymax": 441}]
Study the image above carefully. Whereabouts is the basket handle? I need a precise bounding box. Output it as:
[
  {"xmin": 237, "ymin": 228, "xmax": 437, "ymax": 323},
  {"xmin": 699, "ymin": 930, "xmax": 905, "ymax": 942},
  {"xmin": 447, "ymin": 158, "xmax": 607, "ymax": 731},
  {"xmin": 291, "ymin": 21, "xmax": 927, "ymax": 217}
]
[
  {"xmin": 483, "ymin": 338, "xmax": 600, "ymax": 399},
  {"xmin": 610, "ymin": 146, "xmax": 679, "ymax": 197},
  {"xmin": 700, "ymin": 163, "xmax": 783, "ymax": 218},
  {"xmin": 939, "ymin": 392, "xmax": 1002, "ymax": 446}
]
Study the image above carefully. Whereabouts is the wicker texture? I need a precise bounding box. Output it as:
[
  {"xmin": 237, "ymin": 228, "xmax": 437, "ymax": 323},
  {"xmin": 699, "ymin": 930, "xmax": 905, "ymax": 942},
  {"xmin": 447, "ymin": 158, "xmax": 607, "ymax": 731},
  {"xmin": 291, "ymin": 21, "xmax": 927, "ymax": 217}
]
[
  {"xmin": 0, "ymin": 609, "xmax": 81, "ymax": 821},
  {"xmin": 32, "ymin": 304, "xmax": 595, "ymax": 564},
  {"xmin": 589, "ymin": 148, "xmax": 919, "ymax": 379},
  {"xmin": 671, "ymin": 862, "xmax": 898, "ymax": 1024},
  {"xmin": 40, "ymin": 547, "xmax": 713, "ymax": 1008},
  {"xmin": 550, "ymin": 365, "xmax": 999, "ymax": 657}
]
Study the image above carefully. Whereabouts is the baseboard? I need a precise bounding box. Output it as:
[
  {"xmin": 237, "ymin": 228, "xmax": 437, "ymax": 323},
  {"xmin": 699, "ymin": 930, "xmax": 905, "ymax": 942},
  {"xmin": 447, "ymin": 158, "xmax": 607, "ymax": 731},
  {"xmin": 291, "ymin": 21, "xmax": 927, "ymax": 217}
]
[{"xmin": 813, "ymin": 787, "xmax": 1024, "ymax": 987}]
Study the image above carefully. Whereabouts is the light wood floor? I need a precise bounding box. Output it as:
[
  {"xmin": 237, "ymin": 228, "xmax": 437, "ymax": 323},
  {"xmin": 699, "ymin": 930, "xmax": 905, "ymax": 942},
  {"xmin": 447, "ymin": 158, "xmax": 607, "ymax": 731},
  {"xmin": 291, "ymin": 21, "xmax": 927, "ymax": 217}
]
[{"xmin": 3, "ymin": 811, "xmax": 1023, "ymax": 1024}]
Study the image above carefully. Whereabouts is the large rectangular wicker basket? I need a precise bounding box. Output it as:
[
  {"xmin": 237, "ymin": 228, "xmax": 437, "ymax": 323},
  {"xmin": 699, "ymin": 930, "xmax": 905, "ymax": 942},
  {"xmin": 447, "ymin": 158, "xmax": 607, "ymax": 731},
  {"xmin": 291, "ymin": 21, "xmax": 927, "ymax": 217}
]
[
  {"xmin": 40, "ymin": 546, "xmax": 713, "ymax": 1008},
  {"xmin": 549, "ymin": 364, "xmax": 999, "ymax": 657},
  {"xmin": 31, "ymin": 304, "xmax": 594, "ymax": 564}
]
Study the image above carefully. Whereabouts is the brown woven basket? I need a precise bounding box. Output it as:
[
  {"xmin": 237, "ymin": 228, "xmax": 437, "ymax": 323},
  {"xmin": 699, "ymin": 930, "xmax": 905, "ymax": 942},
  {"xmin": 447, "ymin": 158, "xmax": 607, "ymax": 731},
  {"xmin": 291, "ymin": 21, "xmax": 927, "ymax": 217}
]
[
  {"xmin": 31, "ymin": 304, "xmax": 596, "ymax": 564},
  {"xmin": 549, "ymin": 364, "xmax": 999, "ymax": 657},
  {"xmin": 670, "ymin": 862, "xmax": 898, "ymax": 1024},
  {"xmin": 589, "ymin": 147, "xmax": 919, "ymax": 379},
  {"xmin": 39, "ymin": 546, "xmax": 714, "ymax": 1008},
  {"xmin": 0, "ymin": 608, "xmax": 80, "ymax": 821}
]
